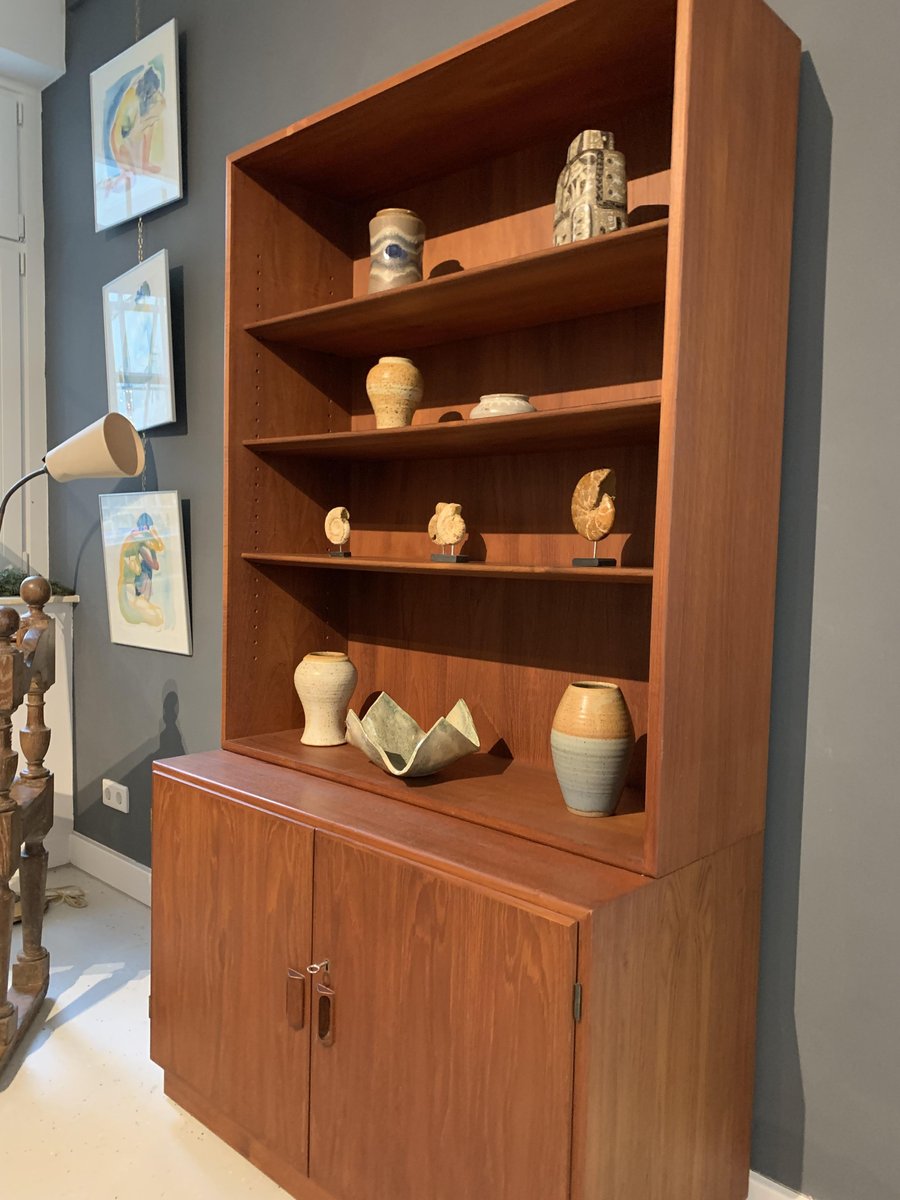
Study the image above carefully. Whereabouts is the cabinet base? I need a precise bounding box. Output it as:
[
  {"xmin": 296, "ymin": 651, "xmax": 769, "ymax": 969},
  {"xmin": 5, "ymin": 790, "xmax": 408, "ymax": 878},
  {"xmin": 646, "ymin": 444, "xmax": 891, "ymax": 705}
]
[{"xmin": 163, "ymin": 1073, "xmax": 332, "ymax": 1200}]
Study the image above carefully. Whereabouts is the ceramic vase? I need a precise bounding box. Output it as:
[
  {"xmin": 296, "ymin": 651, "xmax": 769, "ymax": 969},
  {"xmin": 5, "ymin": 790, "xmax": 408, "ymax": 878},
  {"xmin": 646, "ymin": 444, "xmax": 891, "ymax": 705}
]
[
  {"xmin": 293, "ymin": 651, "xmax": 358, "ymax": 746},
  {"xmin": 368, "ymin": 208, "xmax": 425, "ymax": 292},
  {"xmin": 550, "ymin": 681, "xmax": 634, "ymax": 816},
  {"xmin": 365, "ymin": 356, "xmax": 424, "ymax": 428},
  {"xmin": 553, "ymin": 130, "xmax": 628, "ymax": 246}
]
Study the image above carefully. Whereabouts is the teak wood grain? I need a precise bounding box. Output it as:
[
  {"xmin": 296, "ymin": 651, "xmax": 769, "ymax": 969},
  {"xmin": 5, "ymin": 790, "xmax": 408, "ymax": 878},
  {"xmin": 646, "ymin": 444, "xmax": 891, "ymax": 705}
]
[
  {"xmin": 150, "ymin": 778, "xmax": 314, "ymax": 1174},
  {"xmin": 153, "ymin": 752, "xmax": 647, "ymax": 914},
  {"xmin": 308, "ymin": 833, "xmax": 577, "ymax": 1200},
  {"xmin": 215, "ymin": 736, "xmax": 648, "ymax": 872},
  {"xmin": 244, "ymin": 393, "xmax": 662, "ymax": 459},
  {"xmin": 572, "ymin": 833, "xmax": 765, "ymax": 1200},
  {"xmin": 646, "ymin": 0, "xmax": 801, "ymax": 874},
  {"xmin": 247, "ymin": 221, "xmax": 668, "ymax": 355}
]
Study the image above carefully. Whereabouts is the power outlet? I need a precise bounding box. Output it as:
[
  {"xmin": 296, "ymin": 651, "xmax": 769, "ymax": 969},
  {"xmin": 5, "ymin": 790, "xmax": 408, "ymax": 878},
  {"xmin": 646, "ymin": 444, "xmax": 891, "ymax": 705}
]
[{"xmin": 102, "ymin": 778, "xmax": 130, "ymax": 814}]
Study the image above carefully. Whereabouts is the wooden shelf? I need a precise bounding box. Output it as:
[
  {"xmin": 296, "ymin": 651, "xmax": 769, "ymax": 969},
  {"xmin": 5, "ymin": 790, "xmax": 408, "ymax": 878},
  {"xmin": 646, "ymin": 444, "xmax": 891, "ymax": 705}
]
[
  {"xmin": 245, "ymin": 395, "xmax": 662, "ymax": 460},
  {"xmin": 242, "ymin": 552, "xmax": 653, "ymax": 584},
  {"xmin": 246, "ymin": 222, "xmax": 668, "ymax": 355},
  {"xmin": 222, "ymin": 732, "xmax": 647, "ymax": 873}
]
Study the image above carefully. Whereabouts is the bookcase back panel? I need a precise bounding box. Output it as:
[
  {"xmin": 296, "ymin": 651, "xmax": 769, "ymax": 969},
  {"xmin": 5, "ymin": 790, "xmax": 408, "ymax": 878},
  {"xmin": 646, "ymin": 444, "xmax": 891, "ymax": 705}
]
[
  {"xmin": 348, "ymin": 305, "xmax": 665, "ymax": 431},
  {"xmin": 344, "ymin": 444, "xmax": 657, "ymax": 568},
  {"xmin": 345, "ymin": 572, "xmax": 651, "ymax": 777},
  {"xmin": 348, "ymin": 92, "xmax": 673, "ymax": 296}
]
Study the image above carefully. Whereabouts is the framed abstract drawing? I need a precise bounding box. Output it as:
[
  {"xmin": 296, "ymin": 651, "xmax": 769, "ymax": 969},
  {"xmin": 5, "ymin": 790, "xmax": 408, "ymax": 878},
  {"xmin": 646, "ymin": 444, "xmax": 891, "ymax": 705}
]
[
  {"xmin": 99, "ymin": 490, "xmax": 192, "ymax": 656},
  {"xmin": 102, "ymin": 249, "xmax": 176, "ymax": 431},
  {"xmin": 90, "ymin": 20, "xmax": 183, "ymax": 231}
]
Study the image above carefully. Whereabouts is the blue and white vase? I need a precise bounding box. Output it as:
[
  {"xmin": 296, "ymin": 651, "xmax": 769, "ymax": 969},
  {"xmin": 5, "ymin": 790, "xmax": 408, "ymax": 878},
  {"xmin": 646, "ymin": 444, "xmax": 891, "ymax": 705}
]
[{"xmin": 368, "ymin": 208, "xmax": 425, "ymax": 292}]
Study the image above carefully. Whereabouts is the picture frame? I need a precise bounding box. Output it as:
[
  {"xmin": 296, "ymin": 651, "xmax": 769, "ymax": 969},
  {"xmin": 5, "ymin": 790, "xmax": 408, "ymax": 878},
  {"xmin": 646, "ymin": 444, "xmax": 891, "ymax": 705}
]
[
  {"xmin": 90, "ymin": 20, "xmax": 183, "ymax": 232},
  {"xmin": 102, "ymin": 249, "xmax": 176, "ymax": 432},
  {"xmin": 99, "ymin": 490, "xmax": 192, "ymax": 656}
]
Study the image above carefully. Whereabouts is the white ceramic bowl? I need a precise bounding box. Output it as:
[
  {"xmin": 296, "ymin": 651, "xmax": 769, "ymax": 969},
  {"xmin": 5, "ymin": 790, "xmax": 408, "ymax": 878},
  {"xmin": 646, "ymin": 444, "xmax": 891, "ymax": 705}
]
[{"xmin": 469, "ymin": 393, "xmax": 536, "ymax": 419}]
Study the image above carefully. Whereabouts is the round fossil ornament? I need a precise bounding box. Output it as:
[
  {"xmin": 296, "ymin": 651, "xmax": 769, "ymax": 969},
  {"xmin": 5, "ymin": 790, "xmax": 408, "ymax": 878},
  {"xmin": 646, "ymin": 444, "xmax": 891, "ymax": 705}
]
[
  {"xmin": 571, "ymin": 469, "xmax": 617, "ymax": 567},
  {"xmin": 324, "ymin": 506, "xmax": 351, "ymax": 557},
  {"xmin": 428, "ymin": 501, "xmax": 469, "ymax": 562}
]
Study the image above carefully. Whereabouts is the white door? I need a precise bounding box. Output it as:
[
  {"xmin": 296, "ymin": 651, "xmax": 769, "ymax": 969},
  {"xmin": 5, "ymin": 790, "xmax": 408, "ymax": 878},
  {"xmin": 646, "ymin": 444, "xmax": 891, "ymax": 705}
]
[
  {"xmin": 0, "ymin": 90, "xmax": 21, "ymax": 244},
  {"xmin": 0, "ymin": 238, "xmax": 24, "ymax": 562}
]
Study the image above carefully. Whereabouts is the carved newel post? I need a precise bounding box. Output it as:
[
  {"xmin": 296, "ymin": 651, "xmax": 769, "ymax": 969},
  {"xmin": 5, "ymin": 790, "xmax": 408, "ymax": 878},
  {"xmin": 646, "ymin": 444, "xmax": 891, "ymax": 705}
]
[
  {"xmin": 0, "ymin": 575, "xmax": 55, "ymax": 1068},
  {"xmin": 14, "ymin": 575, "xmax": 54, "ymax": 997},
  {"xmin": 0, "ymin": 605, "xmax": 23, "ymax": 1048}
]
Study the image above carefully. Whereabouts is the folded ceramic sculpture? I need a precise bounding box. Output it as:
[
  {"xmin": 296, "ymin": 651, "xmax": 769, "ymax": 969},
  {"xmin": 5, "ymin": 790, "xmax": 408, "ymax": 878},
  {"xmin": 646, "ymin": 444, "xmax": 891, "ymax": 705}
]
[{"xmin": 346, "ymin": 693, "xmax": 480, "ymax": 778}]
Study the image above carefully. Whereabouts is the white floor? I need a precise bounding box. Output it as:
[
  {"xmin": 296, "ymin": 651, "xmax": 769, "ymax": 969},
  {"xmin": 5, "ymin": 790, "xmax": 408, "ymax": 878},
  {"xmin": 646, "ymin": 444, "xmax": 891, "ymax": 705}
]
[{"xmin": 2, "ymin": 866, "xmax": 287, "ymax": 1199}]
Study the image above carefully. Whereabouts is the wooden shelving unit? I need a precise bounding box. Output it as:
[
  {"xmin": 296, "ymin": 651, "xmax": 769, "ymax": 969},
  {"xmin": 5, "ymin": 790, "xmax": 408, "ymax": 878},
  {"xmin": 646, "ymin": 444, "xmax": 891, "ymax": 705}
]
[
  {"xmin": 246, "ymin": 221, "xmax": 668, "ymax": 354},
  {"xmin": 152, "ymin": 3, "xmax": 802, "ymax": 1197},
  {"xmin": 222, "ymin": 0, "xmax": 799, "ymax": 881}
]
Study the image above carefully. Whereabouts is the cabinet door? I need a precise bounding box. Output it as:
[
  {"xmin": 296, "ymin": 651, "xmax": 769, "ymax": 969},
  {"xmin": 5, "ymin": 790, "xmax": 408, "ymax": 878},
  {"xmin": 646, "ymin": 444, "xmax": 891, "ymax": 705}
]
[
  {"xmin": 151, "ymin": 777, "xmax": 313, "ymax": 1174},
  {"xmin": 309, "ymin": 834, "xmax": 578, "ymax": 1200}
]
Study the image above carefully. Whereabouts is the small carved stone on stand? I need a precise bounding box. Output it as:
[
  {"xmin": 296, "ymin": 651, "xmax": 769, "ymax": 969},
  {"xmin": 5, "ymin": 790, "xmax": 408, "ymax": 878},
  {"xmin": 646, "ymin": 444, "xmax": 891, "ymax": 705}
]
[
  {"xmin": 571, "ymin": 469, "xmax": 617, "ymax": 566},
  {"xmin": 428, "ymin": 502, "xmax": 469, "ymax": 563},
  {"xmin": 325, "ymin": 506, "xmax": 352, "ymax": 558},
  {"xmin": 554, "ymin": 131, "xmax": 628, "ymax": 246}
]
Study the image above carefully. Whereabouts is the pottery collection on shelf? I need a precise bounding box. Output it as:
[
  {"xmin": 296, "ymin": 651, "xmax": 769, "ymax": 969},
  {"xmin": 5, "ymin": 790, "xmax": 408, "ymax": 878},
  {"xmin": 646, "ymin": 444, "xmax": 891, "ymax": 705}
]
[
  {"xmin": 347, "ymin": 693, "xmax": 480, "ymax": 778},
  {"xmin": 366, "ymin": 356, "xmax": 424, "ymax": 428},
  {"xmin": 294, "ymin": 651, "xmax": 358, "ymax": 746},
  {"xmin": 554, "ymin": 130, "xmax": 628, "ymax": 245},
  {"xmin": 368, "ymin": 208, "xmax": 425, "ymax": 292},
  {"xmin": 550, "ymin": 681, "xmax": 635, "ymax": 816},
  {"xmin": 469, "ymin": 393, "xmax": 536, "ymax": 419}
]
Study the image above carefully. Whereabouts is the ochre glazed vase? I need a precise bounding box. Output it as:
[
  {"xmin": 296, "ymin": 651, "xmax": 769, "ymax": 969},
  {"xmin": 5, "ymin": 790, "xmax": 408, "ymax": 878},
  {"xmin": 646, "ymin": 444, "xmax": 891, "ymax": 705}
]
[
  {"xmin": 294, "ymin": 651, "xmax": 358, "ymax": 746},
  {"xmin": 550, "ymin": 681, "xmax": 635, "ymax": 816},
  {"xmin": 365, "ymin": 356, "xmax": 424, "ymax": 428}
]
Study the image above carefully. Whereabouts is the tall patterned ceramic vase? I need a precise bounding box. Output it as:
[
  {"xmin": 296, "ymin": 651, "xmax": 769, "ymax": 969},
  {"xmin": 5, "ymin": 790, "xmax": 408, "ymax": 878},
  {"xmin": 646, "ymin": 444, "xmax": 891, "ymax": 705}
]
[
  {"xmin": 550, "ymin": 681, "xmax": 634, "ymax": 816},
  {"xmin": 294, "ymin": 651, "xmax": 358, "ymax": 746},
  {"xmin": 553, "ymin": 130, "xmax": 628, "ymax": 245},
  {"xmin": 368, "ymin": 208, "xmax": 425, "ymax": 292}
]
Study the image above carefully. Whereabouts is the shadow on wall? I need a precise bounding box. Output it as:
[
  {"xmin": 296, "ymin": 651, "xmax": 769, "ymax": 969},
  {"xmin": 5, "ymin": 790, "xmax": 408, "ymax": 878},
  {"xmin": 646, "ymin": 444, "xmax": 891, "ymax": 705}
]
[
  {"xmin": 75, "ymin": 682, "xmax": 186, "ymax": 867},
  {"xmin": 752, "ymin": 53, "xmax": 833, "ymax": 1191}
]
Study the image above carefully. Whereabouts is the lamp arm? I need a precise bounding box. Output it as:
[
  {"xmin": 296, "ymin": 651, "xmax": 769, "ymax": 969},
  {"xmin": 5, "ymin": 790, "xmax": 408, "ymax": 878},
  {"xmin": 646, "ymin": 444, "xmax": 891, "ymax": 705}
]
[{"xmin": 0, "ymin": 466, "xmax": 49, "ymax": 539}]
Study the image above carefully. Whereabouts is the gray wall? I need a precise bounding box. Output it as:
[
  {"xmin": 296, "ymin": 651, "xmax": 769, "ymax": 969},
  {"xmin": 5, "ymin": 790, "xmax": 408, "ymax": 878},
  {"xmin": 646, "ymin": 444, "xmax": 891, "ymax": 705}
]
[{"xmin": 42, "ymin": 2, "xmax": 900, "ymax": 1198}]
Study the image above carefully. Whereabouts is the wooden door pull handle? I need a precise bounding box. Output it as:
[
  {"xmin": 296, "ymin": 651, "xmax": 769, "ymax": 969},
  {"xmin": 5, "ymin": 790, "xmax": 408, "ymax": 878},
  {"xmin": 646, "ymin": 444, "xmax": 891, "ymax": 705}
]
[{"xmin": 286, "ymin": 968, "xmax": 306, "ymax": 1030}]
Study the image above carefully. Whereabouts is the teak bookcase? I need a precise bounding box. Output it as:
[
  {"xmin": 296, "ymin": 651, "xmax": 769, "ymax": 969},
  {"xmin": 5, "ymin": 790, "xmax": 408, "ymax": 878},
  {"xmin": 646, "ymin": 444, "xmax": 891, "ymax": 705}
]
[{"xmin": 150, "ymin": 1, "xmax": 801, "ymax": 1197}]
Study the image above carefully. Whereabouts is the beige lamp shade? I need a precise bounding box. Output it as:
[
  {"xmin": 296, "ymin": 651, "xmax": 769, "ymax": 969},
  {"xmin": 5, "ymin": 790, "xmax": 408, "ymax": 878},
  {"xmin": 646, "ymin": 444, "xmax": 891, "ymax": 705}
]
[{"xmin": 44, "ymin": 413, "xmax": 144, "ymax": 483}]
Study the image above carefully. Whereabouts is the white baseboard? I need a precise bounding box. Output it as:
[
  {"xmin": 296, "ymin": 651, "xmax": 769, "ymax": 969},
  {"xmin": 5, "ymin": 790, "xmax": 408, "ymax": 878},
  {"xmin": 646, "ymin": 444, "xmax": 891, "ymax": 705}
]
[
  {"xmin": 69, "ymin": 832, "xmax": 151, "ymax": 907},
  {"xmin": 46, "ymin": 816, "xmax": 73, "ymax": 868},
  {"xmin": 749, "ymin": 1173, "xmax": 810, "ymax": 1199}
]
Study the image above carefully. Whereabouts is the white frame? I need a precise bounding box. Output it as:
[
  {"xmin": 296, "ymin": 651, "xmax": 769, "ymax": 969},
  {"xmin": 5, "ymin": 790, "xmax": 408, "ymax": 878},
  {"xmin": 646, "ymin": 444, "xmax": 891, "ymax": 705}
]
[
  {"xmin": 102, "ymin": 248, "xmax": 176, "ymax": 431},
  {"xmin": 99, "ymin": 490, "xmax": 192, "ymax": 656},
  {"xmin": 90, "ymin": 20, "xmax": 182, "ymax": 232}
]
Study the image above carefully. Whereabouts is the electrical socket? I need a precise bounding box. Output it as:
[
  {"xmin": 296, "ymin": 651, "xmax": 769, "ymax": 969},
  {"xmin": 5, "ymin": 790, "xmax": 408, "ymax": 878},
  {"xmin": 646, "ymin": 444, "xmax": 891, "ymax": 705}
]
[{"xmin": 102, "ymin": 778, "xmax": 130, "ymax": 814}]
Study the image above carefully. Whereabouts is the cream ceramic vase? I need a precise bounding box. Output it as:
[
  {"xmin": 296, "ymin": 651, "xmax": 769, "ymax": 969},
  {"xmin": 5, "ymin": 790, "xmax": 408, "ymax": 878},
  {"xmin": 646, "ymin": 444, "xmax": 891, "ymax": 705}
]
[
  {"xmin": 550, "ymin": 681, "xmax": 634, "ymax": 816},
  {"xmin": 368, "ymin": 208, "xmax": 425, "ymax": 292},
  {"xmin": 293, "ymin": 651, "xmax": 358, "ymax": 746},
  {"xmin": 365, "ymin": 356, "xmax": 424, "ymax": 428}
]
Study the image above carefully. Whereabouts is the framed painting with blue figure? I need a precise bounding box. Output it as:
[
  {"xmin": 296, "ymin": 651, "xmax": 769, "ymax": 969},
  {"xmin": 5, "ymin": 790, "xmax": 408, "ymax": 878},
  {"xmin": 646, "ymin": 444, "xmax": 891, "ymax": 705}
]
[
  {"xmin": 99, "ymin": 490, "xmax": 192, "ymax": 655},
  {"xmin": 103, "ymin": 249, "xmax": 175, "ymax": 432},
  {"xmin": 90, "ymin": 20, "xmax": 183, "ymax": 232}
]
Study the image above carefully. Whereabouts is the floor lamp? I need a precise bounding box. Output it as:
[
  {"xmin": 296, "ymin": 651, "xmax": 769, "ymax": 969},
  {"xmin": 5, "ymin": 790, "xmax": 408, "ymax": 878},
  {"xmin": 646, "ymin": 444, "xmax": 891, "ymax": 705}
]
[{"xmin": 0, "ymin": 412, "xmax": 143, "ymax": 1074}]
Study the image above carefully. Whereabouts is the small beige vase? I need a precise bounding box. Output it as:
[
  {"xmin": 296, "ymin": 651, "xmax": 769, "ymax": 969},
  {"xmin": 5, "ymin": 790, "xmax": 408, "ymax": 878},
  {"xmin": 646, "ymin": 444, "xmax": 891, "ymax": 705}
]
[
  {"xmin": 365, "ymin": 357, "xmax": 424, "ymax": 428},
  {"xmin": 293, "ymin": 651, "xmax": 358, "ymax": 746},
  {"xmin": 550, "ymin": 681, "xmax": 634, "ymax": 816}
]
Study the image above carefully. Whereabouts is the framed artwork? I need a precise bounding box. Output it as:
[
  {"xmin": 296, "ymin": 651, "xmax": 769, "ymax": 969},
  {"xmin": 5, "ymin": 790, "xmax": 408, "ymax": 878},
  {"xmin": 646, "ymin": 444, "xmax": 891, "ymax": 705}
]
[
  {"xmin": 102, "ymin": 249, "xmax": 175, "ymax": 431},
  {"xmin": 99, "ymin": 490, "xmax": 192, "ymax": 656},
  {"xmin": 90, "ymin": 20, "xmax": 183, "ymax": 232}
]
